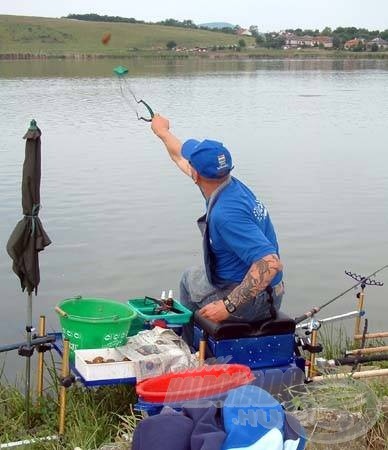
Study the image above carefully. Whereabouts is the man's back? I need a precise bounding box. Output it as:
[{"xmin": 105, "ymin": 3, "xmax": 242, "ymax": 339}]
[{"xmin": 208, "ymin": 177, "xmax": 282, "ymax": 286}]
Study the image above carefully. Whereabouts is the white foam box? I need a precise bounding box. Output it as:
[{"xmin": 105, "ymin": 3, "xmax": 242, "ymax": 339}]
[{"xmin": 74, "ymin": 348, "xmax": 137, "ymax": 381}]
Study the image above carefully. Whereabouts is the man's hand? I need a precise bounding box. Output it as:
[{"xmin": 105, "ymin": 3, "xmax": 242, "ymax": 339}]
[
  {"xmin": 150, "ymin": 113, "xmax": 191, "ymax": 177},
  {"xmin": 199, "ymin": 300, "xmax": 230, "ymax": 323},
  {"xmin": 151, "ymin": 114, "xmax": 170, "ymax": 138}
]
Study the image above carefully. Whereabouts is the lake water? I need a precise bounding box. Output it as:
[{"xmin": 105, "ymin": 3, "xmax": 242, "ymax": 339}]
[{"xmin": 1, "ymin": 58, "xmax": 388, "ymax": 377}]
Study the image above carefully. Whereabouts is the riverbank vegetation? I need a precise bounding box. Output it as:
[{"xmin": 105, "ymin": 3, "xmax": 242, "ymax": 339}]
[
  {"xmin": 1, "ymin": 328, "xmax": 387, "ymax": 450},
  {"xmin": 0, "ymin": 359, "xmax": 139, "ymax": 449}
]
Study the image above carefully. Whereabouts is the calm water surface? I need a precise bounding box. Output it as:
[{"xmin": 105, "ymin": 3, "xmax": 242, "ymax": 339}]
[{"xmin": 1, "ymin": 58, "xmax": 387, "ymax": 377}]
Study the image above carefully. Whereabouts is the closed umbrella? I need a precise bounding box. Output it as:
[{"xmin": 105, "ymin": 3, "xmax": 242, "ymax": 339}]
[{"xmin": 6, "ymin": 119, "xmax": 51, "ymax": 425}]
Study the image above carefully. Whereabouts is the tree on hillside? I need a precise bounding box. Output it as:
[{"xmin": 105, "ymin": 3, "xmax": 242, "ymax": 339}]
[
  {"xmin": 321, "ymin": 27, "xmax": 332, "ymax": 36},
  {"xmin": 370, "ymin": 30, "xmax": 381, "ymax": 38},
  {"xmin": 302, "ymin": 29, "xmax": 318, "ymax": 36},
  {"xmin": 182, "ymin": 19, "xmax": 196, "ymax": 28},
  {"xmin": 333, "ymin": 27, "xmax": 358, "ymax": 43},
  {"xmin": 264, "ymin": 33, "xmax": 285, "ymax": 49},
  {"xmin": 166, "ymin": 40, "xmax": 177, "ymax": 50},
  {"xmin": 249, "ymin": 25, "xmax": 259, "ymax": 38},
  {"xmin": 255, "ymin": 34, "xmax": 266, "ymax": 46},
  {"xmin": 67, "ymin": 13, "xmax": 141, "ymax": 23},
  {"xmin": 285, "ymin": 28, "xmax": 320, "ymax": 37},
  {"xmin": 332, "ymin": 35, "xmax": 342, "ymax": 49},
  {"xmin": 380, "ymin": 29, "xmax": 388, "ymax": 40},
  {"xmin": 220, "ymin": 27, "xmax": 236, "ymax": 35},
  {"xmin": 158, "ymin": 18, "xmax": 197, "ymax": 29},
  {"xmin": 238, "ymin": 39, "xmax": 246, "ymax": 49}
]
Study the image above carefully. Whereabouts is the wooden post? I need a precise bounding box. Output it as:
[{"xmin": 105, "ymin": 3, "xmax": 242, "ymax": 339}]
[
  {"xmin": 198, "ymin": 332, "xmax": 207, "ymax": 366},
  {"xmin": 58, "ymin": 339, "xmax": 70, "ymax": 436},
  {"xmin": 354, "ymin": 331, "xmax": 388, "ymax": 340},
  {"xmin": 313, "ymin": 368, "xmax": 388, "ymax": 382},
  {"xmin": 36, "ymin": 315, "xmax": 46, "ymax": 399},
  {"xmin": 346, "ymin": 346, "xmax": 388, "ymax": 356}
]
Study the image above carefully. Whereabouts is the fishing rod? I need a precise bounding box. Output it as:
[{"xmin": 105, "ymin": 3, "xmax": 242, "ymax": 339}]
[{"xmin": 294, "ymin": 264, "xmax": 388, "ymax": 324}]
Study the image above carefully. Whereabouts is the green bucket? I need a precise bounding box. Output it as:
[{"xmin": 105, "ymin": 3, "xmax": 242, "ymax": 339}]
[{"xmin": 56, "ymin": 296, "xmax": 137, "ymax": 361}]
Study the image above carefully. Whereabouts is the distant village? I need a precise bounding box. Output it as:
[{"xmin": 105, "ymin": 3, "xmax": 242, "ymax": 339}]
[
  {"xmin": 277, "ymin": 32, "xmax": 388, "ymax": 51},
  {"xmin": 170, "ymin": 24, "xmax": 388, "ymax": 53},
  {"xmin": 173, "ymin": 28, "xmax": 388, "ymax": 53}
]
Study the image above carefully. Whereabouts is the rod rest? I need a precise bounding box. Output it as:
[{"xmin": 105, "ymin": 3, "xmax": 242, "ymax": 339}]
[{"xmin": 194, "ymin": 311, "xmax": 296, "ymax": 340}]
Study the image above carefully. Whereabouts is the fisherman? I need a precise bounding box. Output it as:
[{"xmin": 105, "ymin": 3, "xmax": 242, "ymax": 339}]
[{"xmin": 151, "ymin": 114, "xmax": 284, "ymax": 335}]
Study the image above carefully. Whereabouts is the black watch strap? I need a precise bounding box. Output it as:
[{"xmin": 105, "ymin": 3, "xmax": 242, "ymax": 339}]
[{"xmin": 223, "ymin": 296, "xmax": 237, "ymax": 313}]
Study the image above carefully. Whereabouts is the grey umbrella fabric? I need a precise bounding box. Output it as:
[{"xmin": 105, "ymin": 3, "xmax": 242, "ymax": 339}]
[
  {"xmin": 5, "ymin": 121, "xmax": 52, "ymax": 427},
  {"xmin": 6, "ymin": 122, "xmax": 51, "ymax": 295}
]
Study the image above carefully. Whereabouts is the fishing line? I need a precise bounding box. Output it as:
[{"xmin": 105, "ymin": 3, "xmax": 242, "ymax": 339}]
[
  {"xmin": 113, "ymin": 65, "xmax": 154, "ymax": 122},
  {"xmin": 118, "ymin": 77, "xmax": 140, "ymax": 116}
]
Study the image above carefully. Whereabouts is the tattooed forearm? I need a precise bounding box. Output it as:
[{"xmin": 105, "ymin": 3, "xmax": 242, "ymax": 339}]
[{"xmin": 227, "ymin": 254, "xmax": 283, "ymax": 309}]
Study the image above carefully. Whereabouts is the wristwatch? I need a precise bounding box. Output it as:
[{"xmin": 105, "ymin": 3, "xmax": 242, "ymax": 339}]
[{"xmin": 222, "ymin": 296, "xmax": 237, "ymax": 313}]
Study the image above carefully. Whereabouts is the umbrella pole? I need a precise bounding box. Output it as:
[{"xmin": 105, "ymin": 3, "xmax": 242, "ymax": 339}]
[{"xmin": 25, "ymin": 292, "xmax": 33, "ymax": 428}]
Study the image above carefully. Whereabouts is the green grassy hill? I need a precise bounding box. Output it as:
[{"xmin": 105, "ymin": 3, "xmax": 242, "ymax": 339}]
[{"xmin": 0, "ymin": 15, "xmax": 253, "ymax": 57}]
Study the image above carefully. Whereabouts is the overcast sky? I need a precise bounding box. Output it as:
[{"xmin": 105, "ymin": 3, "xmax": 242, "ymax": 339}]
[{"xmin": 1, "ymin": 0, "xmax": 387, "ymax": 31}]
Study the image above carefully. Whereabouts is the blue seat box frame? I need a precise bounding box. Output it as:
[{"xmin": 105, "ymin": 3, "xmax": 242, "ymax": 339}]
[{"xmin": 193, "ymin": 311, "xmax": 297, "ymax": 370}]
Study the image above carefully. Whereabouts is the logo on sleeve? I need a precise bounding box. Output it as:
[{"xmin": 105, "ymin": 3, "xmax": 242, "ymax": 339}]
[{"xmin": 253, "ymin": 200, "xmax": 268, "ymax": 221}]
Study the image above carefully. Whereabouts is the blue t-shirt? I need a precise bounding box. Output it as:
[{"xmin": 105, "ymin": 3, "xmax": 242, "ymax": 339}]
[{"xmin": 208, "ymin": 177, "xmax": 282, "ymax": 286}]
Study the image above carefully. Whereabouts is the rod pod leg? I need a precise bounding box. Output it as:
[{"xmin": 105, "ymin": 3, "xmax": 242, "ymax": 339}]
[
  {"xmin": 308, "ymin": 329, "xmax": 318, "ymax": 378},
  {"xmin": 354, "ymin": 286, "xmax": 365, "ymax": 346},
  {"xmin": 199, "ymin": 332, "xmax": 208, "ymax": 365}
]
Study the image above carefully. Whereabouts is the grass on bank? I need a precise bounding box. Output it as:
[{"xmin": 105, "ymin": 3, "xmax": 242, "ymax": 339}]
[
  {"xmin": 0, "ymin": 355, "xmax": 140, "ymax": 449},
  {"xmin": 1, "ymin": 325, "xmax": 387, "ymax": 449},
  {"xmin": 0, "ymin": 14, "xmax": 253, "ymax": 57},
  {"xmin": 298, "ymin": 324, "xmax": 388, "ymax": 449}
]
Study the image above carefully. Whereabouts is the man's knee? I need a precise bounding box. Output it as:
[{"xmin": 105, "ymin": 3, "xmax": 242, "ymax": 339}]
[
  {"xmin": 179, "ymin": 289, "xmax": 198, "ymax": 312},
  {"xmin": 179, "ymin": 269, "xmax": 191, "ymax": 303}
]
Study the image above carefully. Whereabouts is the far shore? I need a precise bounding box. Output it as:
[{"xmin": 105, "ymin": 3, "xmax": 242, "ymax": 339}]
[{"xmin": 2, "ymin": 49, "xmax": 388, "ymax": 61}]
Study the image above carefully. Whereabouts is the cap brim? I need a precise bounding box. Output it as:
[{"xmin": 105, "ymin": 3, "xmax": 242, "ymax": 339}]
[{"xmin": 181, "ymin": 139, "xmax": 200, "ymax": 161}]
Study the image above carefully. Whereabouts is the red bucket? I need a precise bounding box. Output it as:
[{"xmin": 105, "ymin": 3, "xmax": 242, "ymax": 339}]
[{"xmin": 136, "ymin": 364, "xmax": 254, "ymax": 403}]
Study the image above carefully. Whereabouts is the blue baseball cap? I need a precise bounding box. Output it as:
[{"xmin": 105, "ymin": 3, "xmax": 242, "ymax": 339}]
[{"xmin": 181, "ymin": 139, "xmax": 233, "ymax": 179}]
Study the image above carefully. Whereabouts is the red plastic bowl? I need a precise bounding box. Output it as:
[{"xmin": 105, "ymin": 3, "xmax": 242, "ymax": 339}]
[{"xmin": 136, "ymin": 364, "xmax": 254, "ymax": 403}]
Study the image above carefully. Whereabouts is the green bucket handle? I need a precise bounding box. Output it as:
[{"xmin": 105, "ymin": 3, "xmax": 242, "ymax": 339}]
[
  {"xmin": 71, "ymin": 314, "xmax": 120, "ymax": 321},
  {"xmin": 55, "ymin": 306, "xmax": 120, "ymax": 321}
]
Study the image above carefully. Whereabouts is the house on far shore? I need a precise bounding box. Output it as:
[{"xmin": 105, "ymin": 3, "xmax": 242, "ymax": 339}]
[
  {"xmin": 192, "ymin": 47, "xmax": 208, "ymax": 53},
  {"xmin": 284, "ymin": 34, "xmax": 313, "ymax": 48},
  {"xmin": 237, "ymin": 28, "xmax": 252, "ymax": 37},
  {"xmin": 366, "ymin": 37, "xmax": 388, "ymax": 50},
  {"xmin": 284, "ymin": 33, "xmax": 333, "ymax": 48},
  {"xmin": 344, "ymin": 38, "xmax": 364, "ymax": 49},
  {"xmin": 313, "ymin": 36, "xmax": 334, "ymax": 48}
]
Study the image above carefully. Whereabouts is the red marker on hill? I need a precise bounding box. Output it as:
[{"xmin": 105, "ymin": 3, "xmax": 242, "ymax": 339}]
[{"xmin": 101, "ymin": 32, "xmax": 112, "ymax": 45}]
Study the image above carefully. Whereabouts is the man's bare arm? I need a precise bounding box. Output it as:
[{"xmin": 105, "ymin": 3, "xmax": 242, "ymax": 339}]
[
  {"xmin": 227, "ymin": 254, "xmax": 283, "ymax": 309},
  {"xmin": 151, "ymin": 114, "xmax": 191, "ymax": 177}
]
